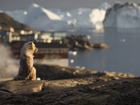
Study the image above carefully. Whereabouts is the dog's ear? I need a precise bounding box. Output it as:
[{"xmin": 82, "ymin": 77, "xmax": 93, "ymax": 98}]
[
  {"xmin": 28, "ymin": 42, "xmax": 33, "ymax": 48},
  {"xmin": 29, "ymin": 41, "xmax": 34, "ymax": 45},
  {"xmin": 31, "ymin": 41, "xmax": 34, "ymax": 45},
  {"xmin": 29, "ymin": 41, "xmax": 34, "ymax": 43}
]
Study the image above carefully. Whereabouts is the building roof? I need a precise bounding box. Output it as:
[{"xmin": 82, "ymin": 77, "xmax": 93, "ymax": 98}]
[
  {"xmin": 34, "ymin": 42, "xmax": 67, "ymax": 48},
  {"xmin": 9, "ymin": 41, "xmax": 68, "ymax": 50},
  {"xmin": 40, "ymin": 31, "xmax": 66, "ymax": 34}
]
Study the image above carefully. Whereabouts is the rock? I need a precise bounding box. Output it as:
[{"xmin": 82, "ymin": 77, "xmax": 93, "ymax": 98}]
[
  {"xmin": 0, "ymin": 72, "xmax": 133, "ymax": 96},
  {"xmin": 0, "ymin": 77, "xmax": 139, "ymax": 105},
  {"xmin": 35, "ymin": 64, "xmax": 134, "ymax": 80},
  {"xmin": 0, "ymin": 90, "xmax": 13, "ymax": 97},
  {"xmin": 92, "ymin": 43, "xmax": 110, "ymax": 49},
  {"xmin": 0, "ymin": 80, "xmax": 44, "ymax": 94}
]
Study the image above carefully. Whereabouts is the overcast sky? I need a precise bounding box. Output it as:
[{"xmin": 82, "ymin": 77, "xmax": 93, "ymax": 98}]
[{"xmin": 0, "ymin": 0, "xmax": 140, "ymax": 11}]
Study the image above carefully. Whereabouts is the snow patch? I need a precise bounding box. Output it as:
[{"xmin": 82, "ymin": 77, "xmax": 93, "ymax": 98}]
[
  {"xmin": 67, "ymin": 12, "xmax": 71, "ymax": 17},
  {"xmin": 32, "ymin": 3, "xmax": 40, "ymax": 7},
  {"xmin": 24, "ymin": 11, "xmax": 27, "ymax": 15}
]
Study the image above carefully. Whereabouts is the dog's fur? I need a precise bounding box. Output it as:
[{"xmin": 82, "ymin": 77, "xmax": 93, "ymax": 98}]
[{"xmin": 14, "ymin": 41, "xmax": 38, "ymax": 80}]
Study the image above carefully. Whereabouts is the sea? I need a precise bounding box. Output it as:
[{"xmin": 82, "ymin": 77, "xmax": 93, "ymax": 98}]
[{"xmin": 67, "ymin": 28, "xmax": 140, "ymax": 76}]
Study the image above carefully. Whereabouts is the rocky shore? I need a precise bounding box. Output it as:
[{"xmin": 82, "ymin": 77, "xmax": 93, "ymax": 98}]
[
  {"xmin": 62, "ymin": 35, "xmax": 110, "ymax": 50},
  {"xmin": 0, "ymin": 64, "xmax": 137, "ymax": 105}
]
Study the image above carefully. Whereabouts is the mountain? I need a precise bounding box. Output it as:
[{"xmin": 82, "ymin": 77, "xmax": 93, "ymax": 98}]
[
  {"xmin": 0, "ymin": 12, "xmax": 34, "ymax": 31},
  {"xmin": 103, "ymin": 2, "xmax": 140, "ymax": 28}
]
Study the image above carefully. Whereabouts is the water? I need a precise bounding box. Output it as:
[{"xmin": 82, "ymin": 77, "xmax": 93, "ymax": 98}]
[{"xmin": 67, "ymin": 28, "xmax": 140, "ymax": 76}]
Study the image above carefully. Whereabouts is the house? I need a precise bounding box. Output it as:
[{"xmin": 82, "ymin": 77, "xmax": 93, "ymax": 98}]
[
  {"xmin": 0, "ymin": 31, "xmax": 8, "ymax": 40},
  {"xmin": 0, "ymin": 27, "xmax": 14, "ymax": 32},
  {"xmin": 19, "ymin": 33, "xmax": 38, "ymax": 41},
  {"xmin": 7, "ymin": 33, "xmax": 38, "ymax": 42},
  {"xmin": 39, "ymin": 31, "xmax": 66, "ymax": 40}
]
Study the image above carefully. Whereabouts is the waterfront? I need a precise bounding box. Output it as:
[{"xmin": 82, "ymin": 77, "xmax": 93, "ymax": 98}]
[{"xmin": 68, "ymin": 28, "xmax": 140, "ymax": 76}]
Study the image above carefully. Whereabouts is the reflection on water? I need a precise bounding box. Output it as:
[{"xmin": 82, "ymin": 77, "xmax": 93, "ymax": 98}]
[{"xmin": 68, "ymin": 28, "xmax": 140, "ymax": 76}]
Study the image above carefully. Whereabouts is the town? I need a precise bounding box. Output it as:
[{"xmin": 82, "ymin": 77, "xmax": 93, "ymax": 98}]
[
  {"xmin": 0, "ymin": 27, "xmax": 70, "ymax": 66},
  {"xmin": 0, "ymin": 26, "xmax": 110, "ymax": 67}
]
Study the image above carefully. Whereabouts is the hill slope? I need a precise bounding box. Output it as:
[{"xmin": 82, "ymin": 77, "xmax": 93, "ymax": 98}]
[{"xmin": 0, "ymin": 12, "xmax": 34, "ymax": 31}]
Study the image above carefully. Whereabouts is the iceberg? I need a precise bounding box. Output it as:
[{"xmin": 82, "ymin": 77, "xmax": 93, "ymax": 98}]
[
  {"xmin": 59, "ymin": 7, "xmax": 106, "ymax": 29},
  {"xmin": 103, "ymin": 2, "xmax": 140, "ymax": 28},
  {"xmin": 98, "ymin": 2, "xmax": 111, "ymax": 10},
  {"xmin": 23, "ymin": 3, "xmax": 67, "ymax": 31}
]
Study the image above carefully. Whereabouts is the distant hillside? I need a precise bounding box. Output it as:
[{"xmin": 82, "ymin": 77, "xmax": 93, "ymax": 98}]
[{"xmin": 0, "ymin": 12, "xmax": 34, "ymax": 31}]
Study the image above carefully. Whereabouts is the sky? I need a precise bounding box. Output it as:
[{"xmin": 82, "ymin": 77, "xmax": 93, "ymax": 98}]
[{"xmin": 0, "ymin": 0, "xmax": 140, "ymax": 11}]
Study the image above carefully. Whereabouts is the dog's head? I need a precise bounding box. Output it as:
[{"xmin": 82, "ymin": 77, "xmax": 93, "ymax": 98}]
[{"xmin": 28, "ymin": 41, "xmax": 38, "ymax": 53}]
